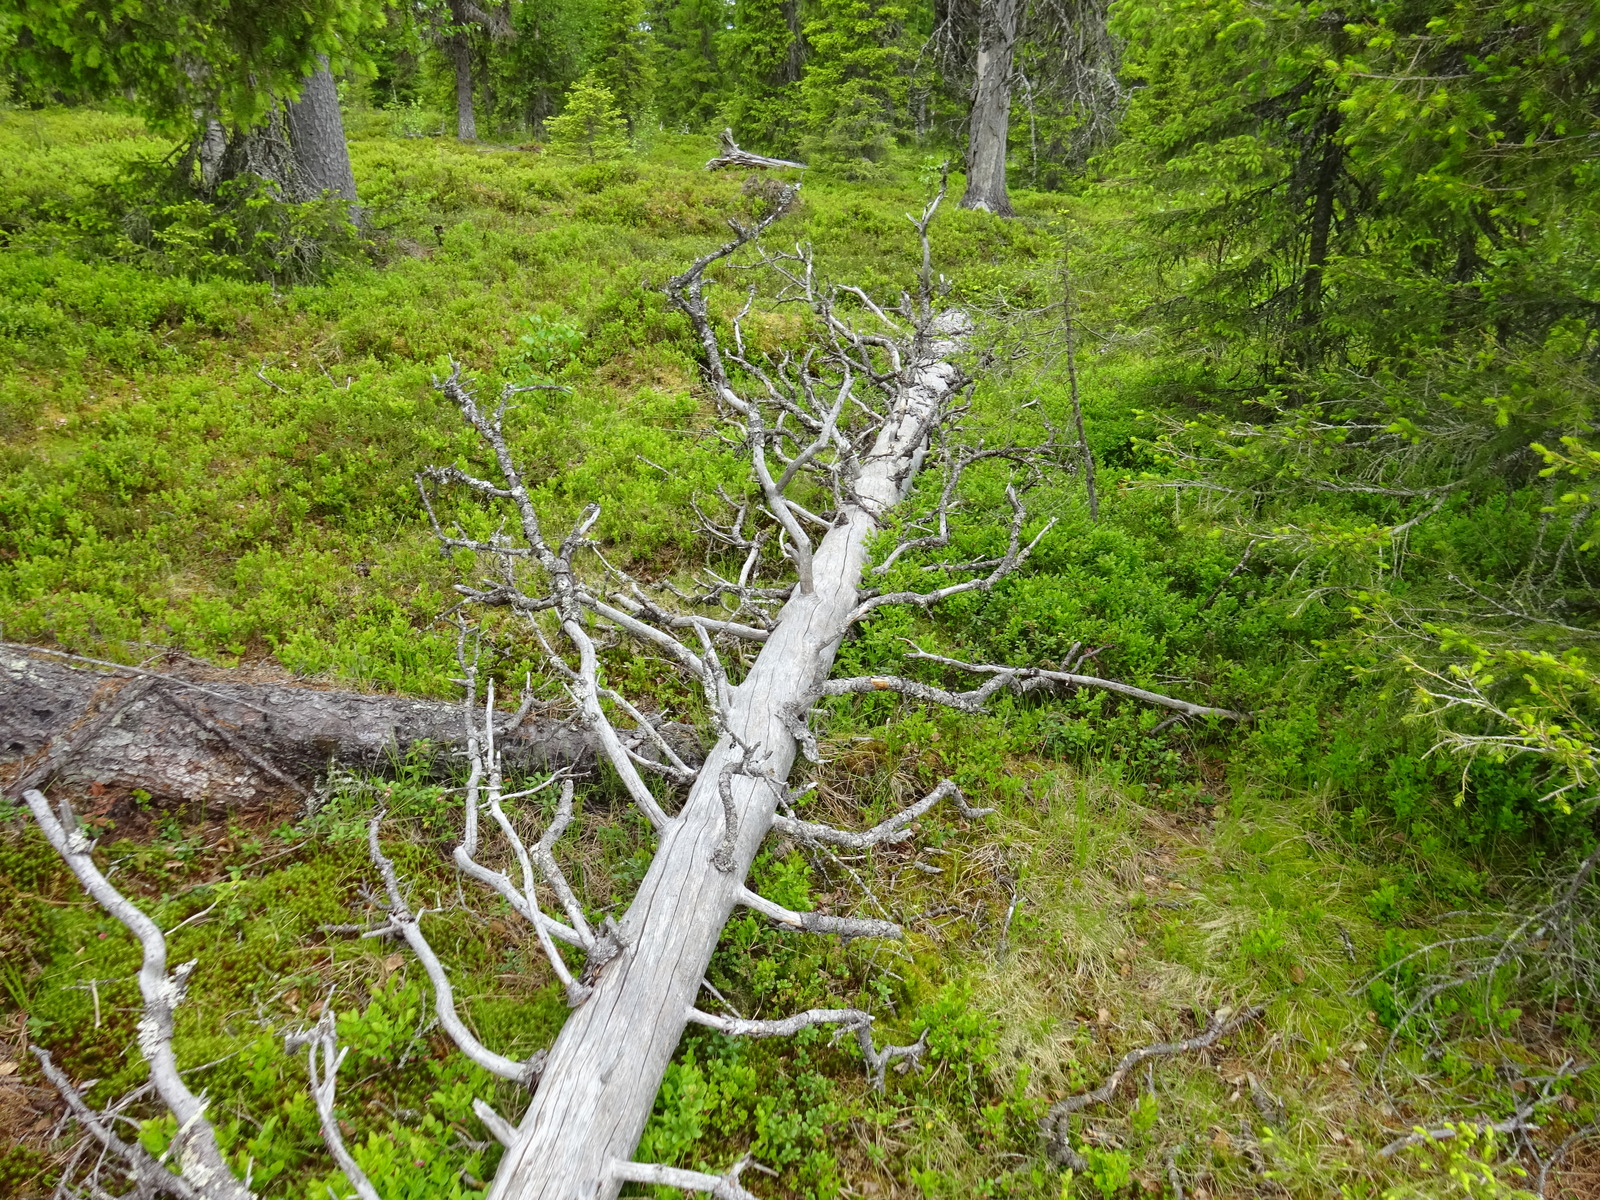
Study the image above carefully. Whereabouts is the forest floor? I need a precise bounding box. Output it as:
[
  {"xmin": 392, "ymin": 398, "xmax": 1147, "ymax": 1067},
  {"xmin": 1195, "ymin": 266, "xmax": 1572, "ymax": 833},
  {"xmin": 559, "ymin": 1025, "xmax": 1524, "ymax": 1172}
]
[{"xmin": 0, "ymin": 108, "xmax": 1594, "ymax": 1199}]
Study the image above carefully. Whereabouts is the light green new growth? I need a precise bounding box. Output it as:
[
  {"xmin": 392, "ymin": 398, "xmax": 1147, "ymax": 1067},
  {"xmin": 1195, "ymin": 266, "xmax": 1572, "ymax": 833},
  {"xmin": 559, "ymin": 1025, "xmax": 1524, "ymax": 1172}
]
[{"xmin": 545, "ymin": 75, "xmax": 632, "ymax": 160}]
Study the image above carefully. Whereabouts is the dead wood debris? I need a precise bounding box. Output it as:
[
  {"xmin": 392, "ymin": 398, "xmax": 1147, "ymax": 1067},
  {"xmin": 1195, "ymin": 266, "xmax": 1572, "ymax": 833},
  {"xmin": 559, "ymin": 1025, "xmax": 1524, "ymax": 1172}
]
[{"xmin": 1041, "ymin": 1006, "xmax": 1266, "ymax": 1171}]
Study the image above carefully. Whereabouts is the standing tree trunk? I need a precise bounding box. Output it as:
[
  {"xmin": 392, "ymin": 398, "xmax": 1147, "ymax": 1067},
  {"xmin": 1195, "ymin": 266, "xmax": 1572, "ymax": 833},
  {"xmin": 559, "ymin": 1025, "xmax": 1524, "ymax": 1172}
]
[
  {"xmin": 959, "ymin": 0, "xmax": 1020, "ymax": 216},
  {"xmin": 196, "ymin": 118, "xmax": 228, "ymax": 191},
  {"xmin": 450, "ymin": 15, "xmax": 478, "ymax": 141},
  {"xmin": 1300, "ymin": 121, "xmax": 1343, "ymax": 327},
  {"xmin": 285, "ymin": 57, "xmax": 359, "ymax": 203}
]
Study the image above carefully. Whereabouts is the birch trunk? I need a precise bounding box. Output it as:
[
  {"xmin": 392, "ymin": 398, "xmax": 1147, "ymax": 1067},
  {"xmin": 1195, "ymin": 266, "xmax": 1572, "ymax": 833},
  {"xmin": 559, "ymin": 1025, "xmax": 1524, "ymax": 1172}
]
[
  {"xmin": 485, "ymin": 314, "xmax": 968, "ymax": 1200},
  {"xmin": 959, "ymin": 0, "xmax": 1020, "ymax": 217}
]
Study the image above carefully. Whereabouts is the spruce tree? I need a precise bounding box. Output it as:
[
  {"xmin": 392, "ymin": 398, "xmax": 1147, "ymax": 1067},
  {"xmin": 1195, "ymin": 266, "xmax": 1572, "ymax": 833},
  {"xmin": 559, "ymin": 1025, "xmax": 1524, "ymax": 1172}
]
[
  {"xmin": 0, "ymin": 0, "xmax": 380, "ymax": 200},
  {"xmin": 546, "ymin": 73, "xmax": 632, "ymax": 158},
  {"xmin": 651, "ymin": 0, "xmax": 730, "ymax": 132},
  {"xmin": 494, "ymin": 0, "xmax": 595, "ymax": 135},
  {"xmin": 722, "ymin": 0, "xmax": 807, "ymax": 156},
  {"xmin": 800, "ymin": 0, "xmax": 908, "ymax": 173},
  {"xmin": 589, "ymin": 0, "xmax": 658, "ymax": 135}
]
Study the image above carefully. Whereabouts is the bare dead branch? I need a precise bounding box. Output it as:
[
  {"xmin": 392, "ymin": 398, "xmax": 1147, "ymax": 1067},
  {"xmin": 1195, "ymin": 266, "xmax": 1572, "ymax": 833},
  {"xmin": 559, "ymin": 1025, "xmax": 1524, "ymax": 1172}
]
[
  {"xmin": 1164, "ymin": 1142, "xmax": 1186, "ymax": 1200},
  {"xmin": 871, "ymin": 443, "xmax": 1058, "ymax": 578},
  {"xmin": 1538, "ymin": 1121, "xmax": 1599, "ymax": 1197},
  {"xmin": 285, "ymin": 1011, "xmax": 382, "ymax": 1200},
  {"xmin": 686, "ymin": 1006, "xmax": 872, "ymax": 1039},
  {"xmin": 426, "ymin": 371, "xmax": 682, "ymax": 836},
  {"xmin": 1041, "ymin": 1006, "xmax": 1266, "ymax": 1166},
  {"xmin": 611, "ymin": 1156, "xmax": 764, "ymax": 1200},
  {"xmin": 1378, "ymin": 1110, "xmax": 1537, "ymax": 1158},
  {"xmin": 473, "ymin": 1098, "xmax": 519, "ymax": 1148},
  {"xmin": 30, "ymin": 1046, "xmax": 206, "ymax": 1200},
  {"xmin": 769, "ymin": 778, "xmax": 993, "ymax": 849},
  {"xmin": 736, "ymin": 886, "xmax": 903, "ymax": 940},
  {"xmin": 444, "ymin": 667, "xmax": 591, "ymax": 954},
  {"xmin": 713, "ymin": 758, "xmax": 747, "ymax": 874},
  {"xmin": 556, "ymin": 614, "xmax": 674, "ymax": 833},
  {"xmin": 830, "ymin": 648, "xmax": 1249, "ymax": 721},
  {"xmin": 686, "ymin": 1007, "xmax": 928, "ymax": 1091},
  {"xmin": 664, "ymin": 185, "xmax": 802, "ymax": 417},
  {"xmin": 705, "ymin": 128, "xmax": 807, "ymax": 172},
  {"xmin": 606, "ymin": 590, "xmax": 772, "ymax": 644},
  {"xmin": 1198, "ymin": 539, "xmax": 1259, "ymax": 611},
  {"xmin": 366, "ymin": 805, "xmax": 559, "ymax": 1071},
  {"xmin": 819, "ymin": 670, "xmax": 1012, "ymax": 715},
  {"xmin": 851, "ymin": 486, "xmax": 1054, "ymax": 619},
  {"xmin": 855, "ymin": 1026, "xmax": 930, "ymax": 1091},
  {"xmin": 20, "ymin": 789, "xmax": 251, "ymax": 1200},
  {"xmin": 531, "ymin": 779, "xmax": 596, "ymax": 940},
  {"xmin": 600, "ymin": 688, "xmax": 699, "ymax": 785}
]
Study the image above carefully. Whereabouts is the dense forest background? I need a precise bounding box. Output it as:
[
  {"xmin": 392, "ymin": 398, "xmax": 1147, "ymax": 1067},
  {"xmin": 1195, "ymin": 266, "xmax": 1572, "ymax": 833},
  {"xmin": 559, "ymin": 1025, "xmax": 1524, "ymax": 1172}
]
[{"xmin": 1, "ymin": 0, "xmax": 1599, "ymax": 1197}]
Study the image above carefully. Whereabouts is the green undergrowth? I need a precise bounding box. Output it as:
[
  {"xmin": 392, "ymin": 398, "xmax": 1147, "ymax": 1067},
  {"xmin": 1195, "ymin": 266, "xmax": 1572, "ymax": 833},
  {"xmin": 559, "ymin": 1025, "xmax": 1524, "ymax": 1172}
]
[
  {"xmin": 2, "ymin": 107, "xmax": 1595, "ymax": 1199},
  {"xmin": 5, "ymin": 735, "xmax": 1586, "ymax": 1198},
  {"xmin": 0, "ymin": 111, "xmax": 1051, "ymax": 689}
]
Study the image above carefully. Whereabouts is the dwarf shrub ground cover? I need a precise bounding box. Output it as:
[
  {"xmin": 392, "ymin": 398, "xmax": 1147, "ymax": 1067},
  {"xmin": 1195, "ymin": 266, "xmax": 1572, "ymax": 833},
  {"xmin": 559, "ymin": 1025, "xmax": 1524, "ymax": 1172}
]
[{"xmin": 1, "ymin": 107, "xmax": 1593, "ymax": 1198}]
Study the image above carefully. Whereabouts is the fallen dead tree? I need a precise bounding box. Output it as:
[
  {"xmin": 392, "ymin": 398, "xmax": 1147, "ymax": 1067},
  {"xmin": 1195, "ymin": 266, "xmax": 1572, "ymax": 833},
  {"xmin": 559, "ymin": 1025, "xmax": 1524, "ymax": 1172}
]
[
  {"xmin": 705, "ymin": 127, "xmax": 807, "ymax": 172},
  {"xmin": 1, "ymin": 642, "xmax": 687, "ymax": 807},
  {"xmin": 19, "ymin": 175, "xmax": 1248, "ymax": 1200}
]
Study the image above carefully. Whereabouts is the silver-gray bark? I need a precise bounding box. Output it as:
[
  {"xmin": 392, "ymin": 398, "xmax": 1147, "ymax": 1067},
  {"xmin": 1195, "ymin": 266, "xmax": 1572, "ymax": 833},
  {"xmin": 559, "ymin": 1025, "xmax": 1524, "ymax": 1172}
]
[
  {"xmin": 22, "ymin": 788, "xmax": 253, "ymax": 1200},
  {"xmin": 959, "ymin": 0, "xmax": 1020, "ymax": 216},
  {"xmin": 484, "ymin": 317, "xmax": 971, "ymax": 1200}
]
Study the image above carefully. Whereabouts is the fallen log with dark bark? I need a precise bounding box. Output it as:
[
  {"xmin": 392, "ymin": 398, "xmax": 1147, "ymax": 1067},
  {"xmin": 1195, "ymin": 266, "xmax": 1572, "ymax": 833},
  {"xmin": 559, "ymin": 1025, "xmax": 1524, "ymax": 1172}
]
[{"xmin": 1, "ymin": 642, "xmax": 692, "ymax": 807}]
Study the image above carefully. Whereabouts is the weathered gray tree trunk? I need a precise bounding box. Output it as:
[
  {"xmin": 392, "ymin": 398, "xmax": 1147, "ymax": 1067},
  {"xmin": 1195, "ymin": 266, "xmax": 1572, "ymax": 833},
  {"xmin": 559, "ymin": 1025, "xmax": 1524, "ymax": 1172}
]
[
  {"xmin": 286, "ymin": 58, "xmax": 360, "ymax": 203},
  {"xmin": 483, "ymin": 316, "xmax": 967, "ymax": 1200},
  {"xmin": 197, "ymin": 118, "xmax": 229, "ymax": 191},
  {"xmin": 195, "ymin": 60, "xmax": 356, "ymax": 207},
  {"xmin": 959, "ymin": 0, "xmax": 1020, "ymax": 217},
  {"xmin": 1, "ymin": 645, "xmax": 688, "ymax": 807},
  {"xmin": 450, "ymin": 17, "xmax": 478, "ymax": 141}
]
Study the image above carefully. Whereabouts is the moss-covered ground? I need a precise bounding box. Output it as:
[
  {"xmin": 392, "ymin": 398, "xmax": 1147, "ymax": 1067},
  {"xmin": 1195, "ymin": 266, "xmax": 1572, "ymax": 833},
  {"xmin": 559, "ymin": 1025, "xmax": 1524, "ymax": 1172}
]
[{"xmin": 1, "ymin": 109, "xmax": 1594, "ymax": 1199}]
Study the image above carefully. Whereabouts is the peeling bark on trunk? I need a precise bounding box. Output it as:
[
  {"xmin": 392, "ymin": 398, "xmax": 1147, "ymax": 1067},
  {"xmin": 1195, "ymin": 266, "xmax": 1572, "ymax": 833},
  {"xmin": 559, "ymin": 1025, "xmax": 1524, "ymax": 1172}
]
[
  {"xmin": 484, "ymin": 315, "xmax": 968, "ymax": 1200},
  {"xmin": 197, "ymin": 118, "xmax": 228, "ymax": 191},
  {"xmin": 959, "ymin": 0, "xmax": 1020, "ymax": 217},
  {"xmin": 286, "ymin": 58, "xmax": 360, "ymax": 203},
  {"xmin": 0, "ymin": 646, "xmax": 692, "ymax": 807}
]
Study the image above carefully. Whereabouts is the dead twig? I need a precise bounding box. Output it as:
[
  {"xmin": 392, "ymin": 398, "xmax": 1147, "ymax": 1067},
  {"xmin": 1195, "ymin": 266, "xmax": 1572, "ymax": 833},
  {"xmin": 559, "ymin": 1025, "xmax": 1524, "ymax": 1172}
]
[{"xmin": 1041, "ymin": 1006, "xmax": 1266, "ymax": 1166}]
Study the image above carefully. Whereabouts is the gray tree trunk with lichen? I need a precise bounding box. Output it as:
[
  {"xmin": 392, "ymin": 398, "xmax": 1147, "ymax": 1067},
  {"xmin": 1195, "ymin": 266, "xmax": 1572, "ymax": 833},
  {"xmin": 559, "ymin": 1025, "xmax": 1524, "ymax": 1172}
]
[
  {"xmin": 286, "ymin": 58, "xmax": 359, "ymax": 202},
  {"xmin": 192, "ymin": 60, "xmax": 358, "ymax": 206},
  {"xmin": 959, "ymin": 0, "xmax": 1020, "ymax": 217}
]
